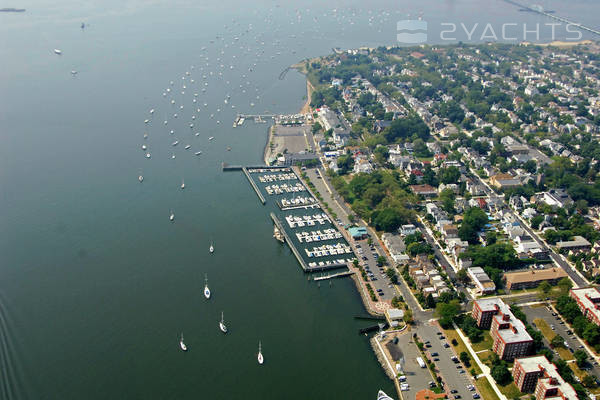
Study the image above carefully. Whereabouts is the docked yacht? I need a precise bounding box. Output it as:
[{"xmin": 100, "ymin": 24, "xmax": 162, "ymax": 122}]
[
  {"xmin": 204, "ymin": 274, "xmax": 211, "ymax": 299},
  {"xmin": 219, "ymin": 312, "xmax": 227, "ymax": 333},
  {"xmin": 179, "ymin": 333, "xmax": 187, "ymax": 351}
]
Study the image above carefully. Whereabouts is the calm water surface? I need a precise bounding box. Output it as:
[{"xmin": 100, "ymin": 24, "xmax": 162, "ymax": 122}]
[{"xmin": 0, "ymin": 1, "xmax": 598, "ymax": 398}]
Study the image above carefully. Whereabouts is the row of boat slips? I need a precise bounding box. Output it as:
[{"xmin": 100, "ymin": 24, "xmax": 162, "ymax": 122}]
[
  {"xmin": 308, "ymin": 258, "xmax": 354, "ymax": 269},
  {"xmin": 285, "ymin": 213, "xmax": 331, "ymax": 228},
  {"xmin": 247, "ymin": 167, "xmax": 291, "ymax": 174},
  {"xmin": 280, "ymin": 196, "xmax": 317, "ymax": 207},
  {"xmin": 296, "ymin": 229, "xmax": 342, "ymax": 243},
  {"xmin": 305, "ymin": 243, "xmax": 352, "ymax": 258},
  {"xmin": 265, "ymin": 183, "xmax": 305, "ymax": 195},
  {"xmin": 257, "ymin": 173, "xmax": 297, "ymax": 183}
]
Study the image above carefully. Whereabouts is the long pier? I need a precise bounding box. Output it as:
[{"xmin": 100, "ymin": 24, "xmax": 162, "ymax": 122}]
[
  {"xmin": 222, "ymin": 163, "xmax": 289, "ymax": 171},
  {"xmin": 270, "ymin": 212, "xmax": 308, "ymax": 270},
  {"xmin": 242, "ymin": 167, "xmax": 266, "ymax": 205},
  {"xmin": 504, "ymin": 0, "xmax": 600, "ymax": 37},
  {"xmin": 313, "ymin": 271, "xmax": 355, "ymax": 281}
]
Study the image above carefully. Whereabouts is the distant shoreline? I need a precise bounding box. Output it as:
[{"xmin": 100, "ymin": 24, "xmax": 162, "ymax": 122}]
[{"xmin": 0, "ymin": 8, "xmax": 26, "ymax": 12}]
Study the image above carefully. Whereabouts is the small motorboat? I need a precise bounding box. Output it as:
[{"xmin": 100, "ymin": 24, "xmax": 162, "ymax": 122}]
[
  {"xmin": 219, "ymin": 312, "xmax": 227, "ymax": 333},
  {"xmin": 138, "ymin": 175, "xmax": 143, "ymax": 183},
  {"xmin": 179, "ymin": 333, "xmax": 187, "ymax": 352},
  {"xmin": 184, "ymin": 145, "xmax": 191, "ymax": 150},
  {"xmin": 195, "ymin": 151, "xmax": 202, "ymax": 156},
  {"xmin": 204, "ymin": 274, "xmax": 211, "ymax": 299},
  {"xmin": 181, "ymin": 179, "xmax": 185, "ymax": 189},
  {"xmin": 169, "ymin": 211, "xmax": 175, "ymax": 222},
  {"xmin": 258, "ymin": 341, "xmax": 264, "ymax": 365},
  {"xmin": 53, "ymin": 49, "xmax": 62, "ymax": 55}
]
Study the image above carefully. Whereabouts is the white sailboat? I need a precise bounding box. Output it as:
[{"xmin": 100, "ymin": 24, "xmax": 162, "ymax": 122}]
[
  {"xmin": 219, "ymin": 311, "xmax": 228, "ymax": 333},
  {"xmin": 209, "ymin": 240, "xmax": 214, "ymax": 253},
  {"xmin": 257, "ymin": 341, "xmax": 264, "ymax": 364},
  {"xmin": 181, "ymin": 179, "xmax": 185, "ymax": 189},
  {"xmin": 179, "ymin": 333, "xmax": 187, "ymax": 351},
  {"xmin": 377, "ymin": 390, "xmax": 394, "ymax": 400},
  {"xmin": 204, "ymin": 274, "xmax": 211, "ymax": 299},
  {"xmin": 138, "ymin": 174, "xmax": 144, "ymax": 183},
  {"xmin": 169, "ymin": 210, "xmax": 175, "ymax": 222}
]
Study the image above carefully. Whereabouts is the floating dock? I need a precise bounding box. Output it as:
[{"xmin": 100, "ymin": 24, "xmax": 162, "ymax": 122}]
[
  {"xmin": 242, "ymin": 167, "xmax": 265, "ymax": 205},
  {"xmin": 270, "ymin": 212, "xmax": 346, "ymax": 272}
]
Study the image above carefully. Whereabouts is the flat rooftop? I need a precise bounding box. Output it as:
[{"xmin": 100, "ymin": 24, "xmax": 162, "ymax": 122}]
[{"xmin": 515, "ymin": 356, "xmax": 577, "ymax": 399}]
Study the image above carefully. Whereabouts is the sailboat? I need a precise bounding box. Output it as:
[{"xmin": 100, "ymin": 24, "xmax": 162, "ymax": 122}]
[
  {"xmin": 209, "ymin": 240, "xmax": 214, "ymax": 253},
  {"xmin": 377, "ymin": 390, "xmax": 394, "ymax": 400},
  {"xmin": 219, "ymin": 312, "xmax": 228, "ymax": 333},
  {"xmin": 179, "ymin": 333, "xmax": 187, "ymax": 351},
  {"xmin": 138, "ymin": 174, "xmax": 144, "ymax": 183},
  {"xmin": 181, "ymin": 179, "xmax": 185, "ymax": 189},
  {"xmin": 169, "ymin": 210, "xmax": 175, "ymax": 222},
  {"xmin": 204, "ymin": 274, "xmax": 211, "ymax": 299},
  {"xmin": 257, "ymin": 341, "xmax": 264, "ymax": 364}
]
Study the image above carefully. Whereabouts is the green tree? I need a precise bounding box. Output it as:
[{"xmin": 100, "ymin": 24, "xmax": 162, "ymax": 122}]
[
  {"xmin": 574, "ymin": 349, "xmax": 588, "ymax": 368},
  {"xmin": 435, "ymin": 299, "xmax": 461, "ymax": 328},
  {"xmin": 438, "ymin": 166, "xmax": 461, "ymax": 184},
  {"xmin": 460, "ymin": 351, "xmax": 471, "ymax": 367},
  {"xmin": 558, "ymin": 277, "xmax": 573, "ymax": 294},
  {"xmin": 538, "ymin": 281, "xmax": 553, "ymax": 299},
  {"xmin": 551, "ymin": 334, "xmax": 565, "ymax": 348},
  {"xmin": 457, "ymin": 268, "xmax": 470, "ymax": 284},
  {"xmin": 491, "ymin": 362, "xmax": 511, "ymax": 385}
]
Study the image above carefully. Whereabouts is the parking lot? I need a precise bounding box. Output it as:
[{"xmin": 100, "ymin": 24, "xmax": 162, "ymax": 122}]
[
  {"xmin": 418, "ymin": 322, "xmax": 479, "ymax": 400},
  {"xmin": 354, "ymin": 238, "xmax": 395, "ymax": 301},
  {"xmin": 393, "ymin": 332, "xmax": 435, "ymax": 400},
  {"xmin": 521, "ymin": 304, "xmax": 600, "ymax": 379}
]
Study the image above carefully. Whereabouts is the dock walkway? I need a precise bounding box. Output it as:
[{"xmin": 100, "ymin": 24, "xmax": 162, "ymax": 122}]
[{"xmin": 242, "ymin": 167, "xmax": 265, "ymax": 205}]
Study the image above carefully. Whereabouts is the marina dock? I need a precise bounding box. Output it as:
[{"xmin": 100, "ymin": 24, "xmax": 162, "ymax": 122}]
[
  {"xmin": 242, "ymin": 167, "xmax": 265, "ymax": 205},
  {"xmin": 313, "ymin": 271, "xmax": 355, "ymax": 281},
  {"xmin": 270, "ymin": 212, "xmax": 347, "ymax": 272}
]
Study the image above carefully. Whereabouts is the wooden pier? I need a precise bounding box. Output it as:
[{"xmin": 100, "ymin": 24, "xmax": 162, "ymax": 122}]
[
  {"xmin": 242, "ymin": 167, "xmax": 266, "ymax": 205},
  {"xmin": 313, "ymin": 271, "xmax": 355, "ymax": 281}
]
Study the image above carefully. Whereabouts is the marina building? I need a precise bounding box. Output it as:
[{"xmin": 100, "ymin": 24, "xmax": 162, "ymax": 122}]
[
  {"xmin": 570, "ymin": 287, "xmax": 600, "ymax": 326},
  {"xmin": 472, "ymin": 298, "xmax": 533, "ymax": 361},
  {"xmin": 348, "ymin": 226, "xmax": 368, "ymax": 240},
  {"xmin": 512, "ymin": 356, "xmax": 577, "ymax": 398}
]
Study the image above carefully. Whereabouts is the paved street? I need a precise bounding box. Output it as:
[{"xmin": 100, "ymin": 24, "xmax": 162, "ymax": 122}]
[
  {"xmin": 521, "ymin": 304, "xmax": 600, "ymax": 379},
  {"xmin": 418, "ymin": 322, "xmax": 477, "ymax": 400}
]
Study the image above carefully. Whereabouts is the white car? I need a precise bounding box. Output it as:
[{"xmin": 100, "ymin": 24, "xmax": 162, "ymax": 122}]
[{"xmin": 400, "ymin": 384, "xmax": 409, "ymax": 391}]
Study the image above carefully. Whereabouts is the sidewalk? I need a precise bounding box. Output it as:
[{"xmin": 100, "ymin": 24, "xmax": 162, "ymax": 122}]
[{"xmin": 452, "ymin": 321, "xmax": 508, "ymax": 400}]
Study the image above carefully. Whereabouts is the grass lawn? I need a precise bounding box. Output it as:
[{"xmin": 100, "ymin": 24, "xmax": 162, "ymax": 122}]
[
  {"xmin": 568, "ymin": 362, "xmax": 600, "ymax": 394},
  {"xmin": 441, "ymin": 326, "xmax": 482, "ymax": 375},
  {"xmin": 471, "ymin": 331, "xmax": 493, "ymax": 352},
  {"xmin": 497, "ymin": 382, "xmax": 524, "ymax": 398},
  {"xmin": 534, "ymin": 318, "xmax": 574, "ymax": 361},
  {"xmin": 474, "ymin": 376, "xmax": 500, "ymax": 400}
]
